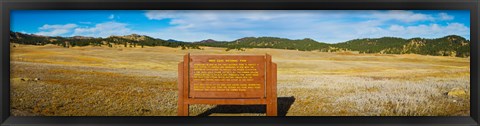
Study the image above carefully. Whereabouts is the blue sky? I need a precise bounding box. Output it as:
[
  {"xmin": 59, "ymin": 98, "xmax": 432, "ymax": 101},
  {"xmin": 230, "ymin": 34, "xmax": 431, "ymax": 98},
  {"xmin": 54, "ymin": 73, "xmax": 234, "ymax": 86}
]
[{"xmin": 11, "ymin": 10, "xmax": 470, "ymax": 43}]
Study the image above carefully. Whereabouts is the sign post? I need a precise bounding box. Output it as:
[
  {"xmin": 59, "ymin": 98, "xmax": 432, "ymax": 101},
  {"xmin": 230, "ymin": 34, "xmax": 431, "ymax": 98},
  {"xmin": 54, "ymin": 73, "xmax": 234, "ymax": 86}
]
[{"xmin": 177, "ymin": 53, "xmax": 277, "ymax": 116}]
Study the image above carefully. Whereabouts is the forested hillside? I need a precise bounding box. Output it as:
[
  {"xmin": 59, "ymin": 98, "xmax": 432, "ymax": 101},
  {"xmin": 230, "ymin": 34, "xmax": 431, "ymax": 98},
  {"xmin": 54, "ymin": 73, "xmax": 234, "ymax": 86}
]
[
  {"xmin": 10, "ymin": 31, "xmax": 200, "ymax": 49},
  {"xmin": 10, "ymin": 31, "xmax": 470, "ymax": 57}
]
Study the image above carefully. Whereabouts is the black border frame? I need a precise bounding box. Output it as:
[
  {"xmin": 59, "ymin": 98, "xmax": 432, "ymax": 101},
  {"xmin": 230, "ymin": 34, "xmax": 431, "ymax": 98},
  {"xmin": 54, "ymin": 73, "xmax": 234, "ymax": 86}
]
[{"xmin": 0, "ymin": 0, "xmax": 479, "ymax": 126}]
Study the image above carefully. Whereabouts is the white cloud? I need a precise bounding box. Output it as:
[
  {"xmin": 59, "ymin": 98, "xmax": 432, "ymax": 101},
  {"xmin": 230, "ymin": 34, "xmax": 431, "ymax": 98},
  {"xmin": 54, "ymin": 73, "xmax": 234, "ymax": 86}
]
[
  {"xmin": 35, "ymin": 22, "xmax": 139, "ymax": 38},
  {"xmin": 367, "ymin": 10, "xmax": 435, "ymax": 22},
  {"xmin": 144, "ymin": 10, "xmax": 344, "ymax": 41},
  {"xmin": 31, "ymin": 10, "xmax": 469, "ymax": 43},
  {"xmin": 108, "ymin": 14, "xmax": 115, "ymax": 19},
  {"xmin": 438, "ymin": 13, "xmax": 454, "ymax": 20},
  {"xmin": 36, "ymin": 23, "xmax": 77, "ymax": 36},
  {"xmin": 374, "ymin": 23, "xmax": 469, "ymax": 39},
  {"xmin": 388, "ymin": 25, "xmax": 406, "ymax": 31},
  {"xmin": 39, "ymin": 24, "xmax": 77, "ymax": 30},
  {"xmin": 73, "ymin": 21, "xmax": 132, "ymax": 37},
  {"xmin": 142, "ymin": 10, "xmax": 469, "ymax": 43}
]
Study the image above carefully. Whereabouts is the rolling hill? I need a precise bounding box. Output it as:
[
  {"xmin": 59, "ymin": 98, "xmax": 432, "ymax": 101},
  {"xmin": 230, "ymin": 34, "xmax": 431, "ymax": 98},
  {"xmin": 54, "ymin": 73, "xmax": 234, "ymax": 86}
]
[{"xmin": 9, "ymin": 31, "xmax": 470, "ymax": 57}]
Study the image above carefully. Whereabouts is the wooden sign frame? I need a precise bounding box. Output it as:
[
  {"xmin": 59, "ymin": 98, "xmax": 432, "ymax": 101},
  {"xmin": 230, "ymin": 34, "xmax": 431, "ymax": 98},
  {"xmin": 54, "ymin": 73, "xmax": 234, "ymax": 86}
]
[{"xmin": 177, "ymin": 53, "xmax": 277, "ymax": 116}]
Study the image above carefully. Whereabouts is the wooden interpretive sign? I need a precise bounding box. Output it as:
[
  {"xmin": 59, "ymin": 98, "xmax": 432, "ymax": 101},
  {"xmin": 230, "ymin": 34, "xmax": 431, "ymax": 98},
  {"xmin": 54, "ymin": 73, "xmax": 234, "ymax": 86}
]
[{"xmin": 178, "ymin": 53, "xmax": 277, "ymax": 116}]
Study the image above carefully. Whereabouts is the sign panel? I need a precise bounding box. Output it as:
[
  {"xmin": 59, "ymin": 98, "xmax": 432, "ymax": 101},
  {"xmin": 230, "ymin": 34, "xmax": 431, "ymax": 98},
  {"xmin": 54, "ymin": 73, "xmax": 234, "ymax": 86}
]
[
  {"xmin": 177, "ymin": 54, "xmax": 277, "ymax": 116},
  {"xmin": 189, "ymin": 55, "xmax": 266, "ymax": 98}
]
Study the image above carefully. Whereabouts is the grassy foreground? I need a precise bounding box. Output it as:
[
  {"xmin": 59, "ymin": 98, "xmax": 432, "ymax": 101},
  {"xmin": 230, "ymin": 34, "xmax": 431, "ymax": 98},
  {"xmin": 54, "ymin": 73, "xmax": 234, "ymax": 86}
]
[{"xmin": 10, "ymin": 44, "xmax": 470, "ymax": 116}]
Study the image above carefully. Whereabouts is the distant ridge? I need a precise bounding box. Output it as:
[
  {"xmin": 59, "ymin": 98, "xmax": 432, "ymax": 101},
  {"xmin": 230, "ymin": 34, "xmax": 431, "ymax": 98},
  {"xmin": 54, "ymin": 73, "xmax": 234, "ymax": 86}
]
[
  {"xmin": 194, "ymin": 39, "xmax": 225, "ymax": 43},
  {"xmin": 10, "ymin": 31, "xmax": 470, "ymax": 57}
]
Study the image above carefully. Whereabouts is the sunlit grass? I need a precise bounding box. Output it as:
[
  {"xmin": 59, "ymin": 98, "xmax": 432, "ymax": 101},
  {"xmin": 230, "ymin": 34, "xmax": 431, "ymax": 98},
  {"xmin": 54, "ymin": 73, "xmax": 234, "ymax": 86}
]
[{"xmin": 10, "ymin": 45, "xmax": 470, "ymax": 116}]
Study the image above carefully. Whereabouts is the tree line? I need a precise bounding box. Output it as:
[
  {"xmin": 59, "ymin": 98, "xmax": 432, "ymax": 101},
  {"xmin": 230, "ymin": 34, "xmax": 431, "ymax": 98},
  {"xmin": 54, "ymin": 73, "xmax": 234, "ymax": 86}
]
[{"xmin": 10, "ymin": 31, "xmax": 470, "ymax": 57}]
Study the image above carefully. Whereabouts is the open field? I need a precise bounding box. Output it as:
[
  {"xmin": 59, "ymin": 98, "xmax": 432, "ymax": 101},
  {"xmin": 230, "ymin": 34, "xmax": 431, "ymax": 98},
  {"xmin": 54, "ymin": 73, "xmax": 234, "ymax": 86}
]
[{"xmin": 10, "ymin": 44, "xmax": 470, "ymax": 116}]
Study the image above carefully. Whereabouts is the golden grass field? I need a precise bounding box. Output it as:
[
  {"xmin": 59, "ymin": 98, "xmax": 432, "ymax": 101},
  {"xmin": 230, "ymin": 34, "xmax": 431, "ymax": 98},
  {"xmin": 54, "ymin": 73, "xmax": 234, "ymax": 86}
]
[{"xmin": 10, "ymin": 44, "xmax": 470, "ymax": 116}]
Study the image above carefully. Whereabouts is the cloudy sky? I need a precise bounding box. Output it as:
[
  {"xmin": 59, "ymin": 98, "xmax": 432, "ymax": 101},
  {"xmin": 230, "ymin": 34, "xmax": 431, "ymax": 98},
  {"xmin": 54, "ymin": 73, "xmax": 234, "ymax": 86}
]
[{"xmin": 11, "ymin": 10, "xmax": 470, "ymax": 43}]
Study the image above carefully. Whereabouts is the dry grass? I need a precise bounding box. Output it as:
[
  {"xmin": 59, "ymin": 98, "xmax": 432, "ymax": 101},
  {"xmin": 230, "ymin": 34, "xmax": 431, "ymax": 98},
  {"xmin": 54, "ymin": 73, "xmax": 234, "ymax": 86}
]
[{"xmin": 10, "ymin": 44, "xmax": 470, "ymax": 116}]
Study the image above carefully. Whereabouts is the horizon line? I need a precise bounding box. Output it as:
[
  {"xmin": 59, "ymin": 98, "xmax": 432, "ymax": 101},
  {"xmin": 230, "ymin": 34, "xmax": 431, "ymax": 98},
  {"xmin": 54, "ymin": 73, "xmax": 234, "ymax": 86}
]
[{"xmin": 10, "ymin": 31, "xmax": 471, "ymax": 44}]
